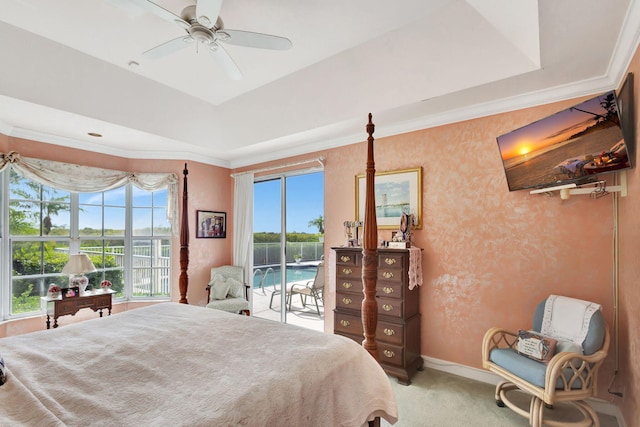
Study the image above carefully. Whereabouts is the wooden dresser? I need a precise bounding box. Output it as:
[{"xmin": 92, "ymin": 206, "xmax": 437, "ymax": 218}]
[{"xmin": 333, "ymin": 247, "xmax": 423, "ymax": 385}]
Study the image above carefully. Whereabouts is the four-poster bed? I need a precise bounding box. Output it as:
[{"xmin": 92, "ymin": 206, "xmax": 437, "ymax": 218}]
[{"xmin": 0, "ymin": 116, "xmax": 398, "ymax": 426}]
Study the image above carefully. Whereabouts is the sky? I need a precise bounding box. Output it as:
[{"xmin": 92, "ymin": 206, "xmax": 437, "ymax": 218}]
[
  {"xmin": 253, "ymin": 172, "xmax": 324, "ymax": 233},
  {"xmin": 497, "ymin": 91, "xmax": 614, "ymax": 160}
]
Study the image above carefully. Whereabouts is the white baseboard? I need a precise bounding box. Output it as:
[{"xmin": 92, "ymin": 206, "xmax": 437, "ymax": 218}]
[{"xmin": 421, "ymin": 355, "xmax": 627, "ymax": 427}]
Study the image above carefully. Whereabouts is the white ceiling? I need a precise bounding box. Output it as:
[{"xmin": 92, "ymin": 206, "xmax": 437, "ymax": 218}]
[{"xmin": 0, "ymin": 0, "xmax": 638, "ymax": 168}]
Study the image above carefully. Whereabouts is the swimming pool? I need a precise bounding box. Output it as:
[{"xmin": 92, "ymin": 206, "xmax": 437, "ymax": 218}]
[{"xmin": 252, "ymin": 264, "xmax": 318, "ymax": 289}]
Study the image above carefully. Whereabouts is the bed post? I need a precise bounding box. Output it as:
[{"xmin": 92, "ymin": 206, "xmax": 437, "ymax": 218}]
[
  {"xmin": 179, "ymin": 163, "xmax": 189, "ymax": 304},
  {"xmin": 362, "ymin": 113, "xmax": 378, "ymax": 359}
]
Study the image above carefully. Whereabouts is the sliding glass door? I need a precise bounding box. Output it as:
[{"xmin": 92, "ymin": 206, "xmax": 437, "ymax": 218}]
[{"xmin": 252, "ymin": 171, "xmax": 324, "ymax": 329}]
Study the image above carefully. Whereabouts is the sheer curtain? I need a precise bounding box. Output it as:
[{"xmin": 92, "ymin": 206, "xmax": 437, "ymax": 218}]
[
  {"xmin": 232, "ymin": 172, "xmax": 254, "ymax": 291},
  {"xmin": 0, "ymin": 151, "xmax": 179, "ymax": 231}
]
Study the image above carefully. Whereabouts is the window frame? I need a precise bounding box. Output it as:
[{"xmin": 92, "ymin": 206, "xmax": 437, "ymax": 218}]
[{"xmin": 1, "ymin": 169, "xmax": 172, "ymax": 320}]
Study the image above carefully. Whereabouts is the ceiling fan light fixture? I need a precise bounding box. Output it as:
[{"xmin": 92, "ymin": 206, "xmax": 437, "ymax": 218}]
[
  {"xmin": 216, "ymin": 31, "xmax": 230, "ymax": 41},
  {"xmin": 183, "ymin": 36, "xmax": 195, "ymax": 44},
  {"xmin": 198, "ymin": 16, "xmax": 212, "ymax": 27},
  {"xmin": 209, "ymin": 43, "xmax": 219, "ymax": 52}
]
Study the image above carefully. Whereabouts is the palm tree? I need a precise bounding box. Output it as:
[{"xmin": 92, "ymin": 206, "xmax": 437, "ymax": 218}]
[{"xmin": 308, "ymin": 215, "xmax": 324, "ymax": 234}]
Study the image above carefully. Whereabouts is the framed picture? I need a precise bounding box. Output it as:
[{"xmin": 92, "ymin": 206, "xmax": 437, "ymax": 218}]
[
  {"xmin": 355, "ymin": 167, "xmax": 422, "ymax": 230},
  {"xmin": 196, "ymin": 210, "xmax": 226, "ymax": 238},
  {"xmin": 62, "ymin": 286, "xmax": 79, "ymax": 299},
  {"xmin": 617, "ymin": 72, "xmax": 635, "ymax": 164}
]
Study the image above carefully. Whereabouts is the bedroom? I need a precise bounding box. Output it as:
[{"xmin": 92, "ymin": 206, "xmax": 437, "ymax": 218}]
[{"xmin": 1, "ymin": 1, "xmax": 639, "ymax": 426}]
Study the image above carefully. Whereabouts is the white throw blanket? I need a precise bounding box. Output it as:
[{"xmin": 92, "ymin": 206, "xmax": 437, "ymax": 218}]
[
  {"xmin": 540, "ymin": 295, "xmax": 601, "ymax": 350},
  {"xmin": 0, "ymin": 303, "xmax": 397, "ymax": 426}
]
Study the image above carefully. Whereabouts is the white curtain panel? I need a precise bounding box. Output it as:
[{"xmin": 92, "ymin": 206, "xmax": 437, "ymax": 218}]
[
  {"xmin": 0, "ymin": 151, "xmax": 179, "ymax": 232},
  {"xmin": 232, "ymin": 172, "xmax": 254, "ymax": 291}
]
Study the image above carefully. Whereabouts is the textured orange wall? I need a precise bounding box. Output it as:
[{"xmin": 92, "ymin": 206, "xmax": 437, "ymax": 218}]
[
  {"xmin": 0, "ymin": 137, "xmax": 233, "ymax": 311},
  {"xmin": 323, "ymin": 103, "xmax": 618, "ymax": 399},
  {"xmin": 617, "ymin": 50, "xmax": 640, "ymax": 424}
]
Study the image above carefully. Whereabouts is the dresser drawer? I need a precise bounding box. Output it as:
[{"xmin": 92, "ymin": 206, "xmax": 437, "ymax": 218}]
[
  {"xmin": 377, "ymin": 281, "xmax": 403, "ymax": 299},
  {"xmin": 378, "ymin": 267, "xmax": 406, "ymax": 286},
  {"xmin": 378, "ymin": 296, "xmax": 403, "ymax": 318},
  {"xmin": 336, "ymin": 265, "xmax": 361, "ymax": 280},
  {"xmin": 336, "ymin": 292, "xmax": 363, "ymax": 311},
  {"xmin": 378, "ymin": 252, "xmax": 405, "ymax": 269},
  {"xmin": 379, "ymin": 342, "xmax": 404, "ymax": 368},
  {"xmin": 57, "ymin": 300, "xmax": 78, "ymax": 316},
  {"xmin": 336, "ymin": 251, "xmax": 361, "ymax": 266},
  {"xmin": 376, "ymin": 320, "xmax": 404, "ymax": 346},
  {"xmin": 334, "ymin": 312, "xmax": 363, "ymax": 337},
  {"xmin": 336, "ymin": 275, "xmax": 363, "ymax": 294}
]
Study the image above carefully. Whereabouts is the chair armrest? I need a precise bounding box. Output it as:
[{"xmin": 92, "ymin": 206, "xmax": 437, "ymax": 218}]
[
  {"xmin": 544, "ymin": 327, "xmax": 610, "ymax": 399},
  {"xmin": 482, "ymin": 327, "xmax": 518, "ymax": 367},
  {"xmin": 290, "ymin": 280, "xmax": 314, "ymax": 293}
]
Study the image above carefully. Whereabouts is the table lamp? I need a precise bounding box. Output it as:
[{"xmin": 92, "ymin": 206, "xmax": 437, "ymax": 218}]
[{"xmin": 62, "ymin": 253, "xmax": 97, "ymax": 293}]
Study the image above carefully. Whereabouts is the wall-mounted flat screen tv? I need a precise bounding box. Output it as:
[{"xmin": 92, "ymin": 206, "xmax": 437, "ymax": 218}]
[{"xmin": 496, "ymin": 88, "xmax": 634, "ymax": 191}]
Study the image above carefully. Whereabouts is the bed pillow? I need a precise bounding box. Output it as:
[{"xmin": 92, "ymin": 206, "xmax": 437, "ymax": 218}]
[
  {"xmin": 210, "ymin": 276, "xmax": 231, "ymax": 301},
  {"xmin": 0, "ymin": 354, "xmax": 6, "ymax": 385},
  {"xmin": 516, "ymin": 330, "xmax": 557, "ymax": 364},
  {"xmin": 226, "ymin": 277, "xmax": 244, "ymax": 299}
]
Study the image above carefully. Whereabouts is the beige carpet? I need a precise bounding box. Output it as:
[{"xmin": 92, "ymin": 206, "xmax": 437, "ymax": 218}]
[{"xmin": 382, "ymin": 368, "xmax": 619, "ymax": 427}]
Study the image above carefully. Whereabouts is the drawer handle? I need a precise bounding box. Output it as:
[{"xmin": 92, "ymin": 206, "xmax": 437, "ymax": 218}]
[
  {"xmin": 342, "ymin": 282, "xmax": 352, "ymax": 289},
  {"xmin": 383, "ymin": 350, "xmax": 395, "ymax": 358},
  {"xmin": 382, "ymin": 304, "xmax": 394, "ymax": 312},
  {"xmin": 383, "ymin": 286, "xmax": 393, "ymax": 294},
  {"xmin": 340, "ymin": 320, "xmax": 350, "ymax": 327},
  {"xmin": 384, "ymin": 328, "xmax": 395, "ymax": 336},
  {"xmin": 382, "ymin": 271, "xmax": 394, "ymax": 279},
  {"xmin": 342, "ymin": 268, "xmax": 353, "ymax": 275},
  {"xmin": 340, "ymin": 255, "xmax": 351, "ymax": 262},
  {"xmin": 384, "ymin": 258, "xmax": 396, "ymax": 265},
  {"xmin": 342, "ymin": 297, "xmax": 353, "ymax": 305}
]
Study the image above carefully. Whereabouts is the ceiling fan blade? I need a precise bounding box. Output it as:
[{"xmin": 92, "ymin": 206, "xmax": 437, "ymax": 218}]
[
  {"xmin": 196, "ymin": 0, "xmax": 223, "ymax": 27},
  {"xmin": 209, "ymin": 44, "xmax": 243, "ymax": 80},
  {"xmin": 220, "ymin": 29, "xmax": 292, "ymax": 51},
  {"xmin": 143, "ymin": 36, "xmax": 193, "ymax": 59},
  {"xmin": 130, "ymin": 0, "xmax": 190, "ymax": 28}
]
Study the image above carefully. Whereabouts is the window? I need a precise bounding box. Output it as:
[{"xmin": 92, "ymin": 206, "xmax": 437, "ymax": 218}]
[{"xmin": 3, "ymin": 169, "xmax": 171, "ymax": 318}]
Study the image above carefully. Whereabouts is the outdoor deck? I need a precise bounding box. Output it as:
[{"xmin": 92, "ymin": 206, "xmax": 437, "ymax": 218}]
[{"xmin": 251, "ymin": 284, "xmax": 324, "ymax": 332}]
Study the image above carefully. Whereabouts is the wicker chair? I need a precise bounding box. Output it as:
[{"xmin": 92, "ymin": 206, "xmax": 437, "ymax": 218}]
[{"xmin": 481, "ymin": 296, "xmax": 609, "ymax": 427}]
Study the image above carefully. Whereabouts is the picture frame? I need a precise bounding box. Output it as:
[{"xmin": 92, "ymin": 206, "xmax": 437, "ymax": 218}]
[
  {"xmin": 355, "ymin": 167, "xmax": 422, "ymax": 230},
  {"xmin": 196, "ymin": 210, "xmax": 226, "ymax": 238},
  {"xmin": 62, "ymin": 286, "xmax": 79, "ymax": 299}
]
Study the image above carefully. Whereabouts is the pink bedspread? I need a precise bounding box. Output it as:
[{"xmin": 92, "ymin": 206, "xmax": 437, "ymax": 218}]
[{"xmin": 0, "ymin": 303, "xmax": 397, "ymax": 426}]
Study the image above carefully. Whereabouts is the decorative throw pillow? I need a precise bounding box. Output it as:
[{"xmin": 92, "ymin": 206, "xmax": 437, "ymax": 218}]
[
  {"xmin": 516, "ymin": 330, "xmax": 557, "ymax": 364},
  {"xmin": 211, "ymin": 276, "xmax": 231, "ymax": 300},
  {"xmin": 0, "ymin": 354, "xmax": 6, "ymax": 385},
  {"xmin": 226, "ymin": 277, "xmax": 244, "ymax": 299}
]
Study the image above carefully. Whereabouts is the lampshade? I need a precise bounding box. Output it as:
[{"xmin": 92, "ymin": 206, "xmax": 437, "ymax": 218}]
[{"xmin": 62, "ymin": 253, "xmax": 97, "ymax": 275}]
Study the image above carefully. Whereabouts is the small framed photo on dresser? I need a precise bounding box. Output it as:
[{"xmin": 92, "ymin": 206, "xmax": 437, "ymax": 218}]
[{"xmin": 62, "ymin": 286, "xmax": 79, "ymax": 299}]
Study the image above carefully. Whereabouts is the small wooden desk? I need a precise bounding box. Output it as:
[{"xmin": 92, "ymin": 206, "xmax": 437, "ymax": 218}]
[{"xmin": 41, "ymin": 290, "xmax": 114, "ymax": 329}]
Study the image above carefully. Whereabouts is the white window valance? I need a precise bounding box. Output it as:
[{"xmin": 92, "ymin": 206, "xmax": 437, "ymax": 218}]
[{"xmin": 0, "ymin": 151, "xmax": 179, "ymax": 232}]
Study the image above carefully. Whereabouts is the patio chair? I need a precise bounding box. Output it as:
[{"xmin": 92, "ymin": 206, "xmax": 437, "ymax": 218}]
[
  {"xmin": 481, "ymin": 295, "xmax": 609, "ymax": 427},
  {"xmin": 205, "ymin": 265, "xmax": 250, "ymax": 315},
  {"xmin": 288, "ymin": 261, "xmax": 325, "ymax": 316}
]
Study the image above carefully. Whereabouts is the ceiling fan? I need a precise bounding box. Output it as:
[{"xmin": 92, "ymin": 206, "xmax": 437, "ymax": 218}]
[{"xmin": 133, "ymin": 0, "xmax": 292, "ymax": 80}]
